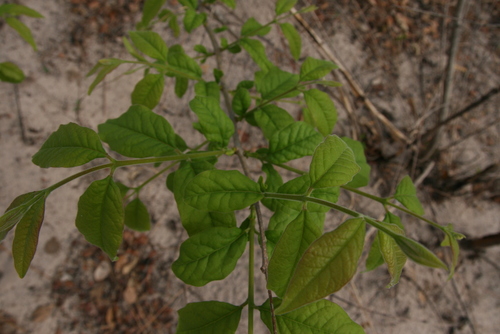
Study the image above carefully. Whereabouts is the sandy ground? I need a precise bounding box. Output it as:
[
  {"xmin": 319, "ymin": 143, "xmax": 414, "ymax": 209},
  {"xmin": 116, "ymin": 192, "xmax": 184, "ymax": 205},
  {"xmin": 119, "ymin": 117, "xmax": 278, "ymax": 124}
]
[{"xmin": 0, "ymin": 0, "xmax": 499, "ymax": 333}]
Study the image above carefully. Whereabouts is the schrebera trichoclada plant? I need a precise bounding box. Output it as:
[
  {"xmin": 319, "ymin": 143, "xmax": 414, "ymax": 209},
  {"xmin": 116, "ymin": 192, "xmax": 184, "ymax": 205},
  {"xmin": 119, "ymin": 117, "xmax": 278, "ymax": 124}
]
[{"xmin": 0, "ymin": 0, "xmax": 464, "ymax": 333}]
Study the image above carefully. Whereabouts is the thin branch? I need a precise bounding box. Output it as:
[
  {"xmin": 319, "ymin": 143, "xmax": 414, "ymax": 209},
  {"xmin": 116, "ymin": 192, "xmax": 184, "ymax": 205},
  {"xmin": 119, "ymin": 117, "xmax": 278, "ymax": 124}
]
[{"xmin": 13, "ymin": 85, "xmax": 31, "ymax": 145}]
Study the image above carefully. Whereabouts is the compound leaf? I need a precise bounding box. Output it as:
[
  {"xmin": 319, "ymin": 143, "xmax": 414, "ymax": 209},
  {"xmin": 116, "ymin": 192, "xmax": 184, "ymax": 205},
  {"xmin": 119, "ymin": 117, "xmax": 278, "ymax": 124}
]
[
  {"xmin": 76, "ymin": 176, "xmax": 124, "ymax": 260},
  {"xmin": 172, "ymin": 227, "xmax": 247, "ymax": 286},
  {"xmin": 241, "ymin": 17, "xmax": 271, "ymax": 37},
  {"xmin": 260, "ymin": 299, "xmax": 365, "ymax": 334},
  {"xmin": 177, "ymin": 301, "xmax": 242, "ymax": 334},
  {"xmin": 124, "ymin": 198, "xmax": 151, "ymax": 232},
  {"xmin": 184, "ymin": 170, "xmax": 263, "ymax": 212},
  {"xmin": 131, "ymin": 73, "xmax": 165, "ymax": 108},
  {"xmin": 189, "ymin": 96, "xmax": 234, "ymax": 148},
  {"xmin": 0, "ymin": 191, "xmax": 47, "ymax": 235},
  {"xmin": 12, "ymin": 196, "xmax": 46, "ymax": 278},
  {"xmin": 342, "ymin": 137, "xmax": 371, "ymax": 188},
  {"xmin": 379, "ymin": 216, "xmax": 407, "ymax": 288},
  {"xmin": 280, "ymin": 23, "xmax": 301, "ymax": 60},
  {"xmin": 393, "ymin": 235, "xmax": 447, "ymax": 270},
  {"xmin": 167, "ymin": 44, "xmax": 203, "ymax": 80},
  {"xmin": 365, "ymin": 233, "xmax": 384, "ymax": 271},
  {"xmin": 267, "ymin": 122, "xmax": 323, "ymax": 164},
  {"xmin": 129, "ymin": 31, "xmax": 168, "ymax": 61},
  {"xmin": 303, "ymin": 89, "xmax": 337, "ymax": 136},
  {"xmin": 0, "ymin": 61, "xmax": 25, "ymax": 83},
  {"xmin": 300, "ymin": 57, "xmax": 338, "ymax": 82},
  {"xmin": 275, "ymin": 0, "xmax": 297, "ymax": 16},
  {"xmin": 183, "ymin": 8, "xmax": 206, "ymax": 33},
  {"xmin": 232, "ymin": 87, "xmax": 251, "ymax": 116},
  {"xmin": 240, "ymin": 38, "xmax": 273, "ymax": 72},
  {"xmin": 174, "ymin": 76, "xmax": 189, "ymax": 98},
  {"xmin": 195, "ymin": 81, "xmax": 220, "ymax": 102},
  {"xmin": 87, "ymin": 62, "xmax": 120, "ymax": 95},
  {"xmin": 98, "ymin": 104, "xmax": 178, "ymax": 158},
  {"xmin": 32, "ymin": 123, "xmax": 107, "ymax": 168},
  {"xmin": 6, "ymin": 17, "xmax": 37, "ymax": 51},
  {"xmin": 268, "ymin": 210, "xmax": 323, "ymax": 297},
  {"xmin": 441, "ymin": 224, "xmax": 463, "ymax": 278},
  {"xmin": 276, "ymin": 218, "xmax": 365, "ymax": 314},
  {"xmin": 310, "ymin": 135, "xmax": 360, "ymax": 188},
  {"xmin": 255, "ymin": 66, "xmax": 299, "ymax": 100},
  {"xmin": 253, "ymin": 105, "xmax": 294, "ymax": 140},
  {"xmin": 394, "ymin": 176, "xmax": 424, "ymax": 215}
]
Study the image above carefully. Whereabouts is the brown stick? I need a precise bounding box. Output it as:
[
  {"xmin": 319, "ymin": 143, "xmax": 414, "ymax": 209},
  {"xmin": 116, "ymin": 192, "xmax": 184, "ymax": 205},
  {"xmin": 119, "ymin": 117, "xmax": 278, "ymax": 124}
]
[{"xmin": 291, "ymin": 8, "xmax": 411, "ymax": 144}]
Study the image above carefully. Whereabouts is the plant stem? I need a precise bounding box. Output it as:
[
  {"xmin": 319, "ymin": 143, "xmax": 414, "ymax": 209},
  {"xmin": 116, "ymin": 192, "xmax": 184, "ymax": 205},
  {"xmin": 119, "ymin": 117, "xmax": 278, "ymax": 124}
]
[{"xmin": 248, "ymin": 208, "xmax": 256, "ymax": 334}]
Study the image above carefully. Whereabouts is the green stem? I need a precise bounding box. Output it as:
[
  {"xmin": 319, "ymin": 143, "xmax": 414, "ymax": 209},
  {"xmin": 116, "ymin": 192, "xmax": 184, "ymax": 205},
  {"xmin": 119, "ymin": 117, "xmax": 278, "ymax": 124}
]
[
  {"xmin": 106, "ymin": 59, "xmax": 202, "ymax": 81},
  {"xmin": 46, "ymin": 163, "xmax": 113, "ymax": 192},
  {"xmin": 248, "ymin": 208, "xmax": 256, "ymax": 334}
]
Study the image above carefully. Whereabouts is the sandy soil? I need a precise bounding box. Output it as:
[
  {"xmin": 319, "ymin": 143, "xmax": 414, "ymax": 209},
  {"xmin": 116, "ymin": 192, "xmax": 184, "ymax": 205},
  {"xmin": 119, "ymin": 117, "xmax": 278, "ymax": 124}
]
[{"xmin": 0, "ymin": 0, "xmax": 499, "ymax": 333}]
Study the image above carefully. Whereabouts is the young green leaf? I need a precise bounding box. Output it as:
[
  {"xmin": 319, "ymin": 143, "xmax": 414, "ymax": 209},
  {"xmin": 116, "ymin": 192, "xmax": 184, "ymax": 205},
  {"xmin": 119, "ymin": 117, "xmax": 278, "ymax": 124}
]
[
  {"xmin": 32, "ymin": 123, "xmax": 107, "ymax": 168},
  {"xmin": 12, "ymin": 197, "xmax": 46, "ymax": 278},
  {"xmin": 268, "ymin": 210, "xmax": 323, "ymax": 297},
  {"xmin": 129, "ymin": 31, "xmax": 168, "ymax": 61},
  {"xmin": 275, "ymin": 0, "xmax": 298, "ymax": 16},
  {"xmin": 393, "ymin": 235, "xmax": 448, "ymax": 270},
  {"xmin": 167, "ymin": 45, "xmax": 203, "ymax": 80},
  {"xmin": 240, "ymin": 38, "xmax": 273, "ymax": 72},
  {"xmin": 310, "ymin": 135, "xmax": 360, "ymax": 188},
  {"xmin": 124, "ymin": 198, "xmax": 151, "ymax": 232},
  {"xmin": 76, "ymin": 176, "xmax": 124, "ymax": 260},
  {"xmin": 6, "ymin": 17, "xmax": 37, "ymax": 51},
  {"xmin": 87, "ymin": 63, "xmax": 120, "ymax": 95},
  {"xmin": 131, "ymin": 73, "xmax": 165, "ymax": 108},
  {"xmin": 341, "ymin": 137, "xmax": 371, "ymax": 188},
  {"xmin": 194, "ymin": 81, "xmax": 220, "ymax": 102},
  {"xmin": 394, "ymin": 175, "xmax": 425, "ymax": 215},
  {"xmin": 0, "ymin": 61, "xmax": 25, "ymax": 83},
  {"xmin": 303, "ymin": 89, "xmax": 337, "ymax": 136},
  {"xmin": 280, "ymin": 23, "xmax": 301, "ymax": 60},
  {"xmin": 177, "ymin": 301, "xmax": 242, "ymax": 334},
  {"xmin": 172, "ymin": 227, "xmax": 247, "ymax": 286},
  {"xmin": 365, "ymin": 233, "xmax": 384, "ymax": 272},
  {"xmin": 255, "ymin": 66, "xmax": 299, "ymax": 100},
  {"xmin": 183, "ymin": 8, "xmax": 206, "ymax": 33},
  {"xmin": 189, "ymin": 96, "xmax": 234, "ymax": 147},
  {"xmin": 0, "ymin": 4, "xmax": 44, "ymax": 18},
  {"xmin": 141, "ymin": 0, "xmax": 166, "ymax": 26},
  {"xmin": 0, "ymin": 191, "xmax": 47, "ymax": 235},
  {"xmin": 276, "ymin": 218, "xmax": 365, "ymax": 314},
  {"xmin": 232, "ymin": 87, "xmax": 251, "ymax": 116},
  {"xmin": 252, "ymin": 105, "xmax": 294, "ymax": 139},
  {"xmin": 378, "ymin": 219, "xmax": 407, "ymax": 288},
  {"xmin": 267, "ymin": 122, "xmax": 323, "ymax": 164},
  {"xmin": 174, "ymin": 76, "xmax": 189, "ymax": 98},
  {"xmin": 184, "ymin": 170, "xmax": 263, "ymax": 212},
  {"xmin": 241, "ymin": 17, "xmax": 271, "ymax": 37},
  {"xmin": 300, "ymin": 57, "xmax": 338, "ymax": 82},
  {"xmin": 260, "ymin": 299, "xmax": 365, "ymax": 334},
  {"xmin": 441, "ymin": 224, "xmax": 462, "ymax": 278},
  {"xmin": 98, "ymin": 105, "xmax": 178, "ymax": 158}
]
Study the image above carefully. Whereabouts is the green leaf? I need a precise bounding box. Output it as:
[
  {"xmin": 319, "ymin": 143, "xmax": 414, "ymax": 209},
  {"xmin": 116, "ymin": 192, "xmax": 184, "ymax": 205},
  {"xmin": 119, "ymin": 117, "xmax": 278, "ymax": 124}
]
[
  {"xmin": 394, "ymin": 175, "xmax": 425, "ymax": 215},
  {"xmin": 260, "ymin": 299, "xmax": 365, "ymax": 334},
  {"xmin": 300, "ymin": 57, "xmax": 338, "ymax": 82},
  {"xmin": 267, "ymin": 122, "xmax": 323, "ymax": 164},
  {"xmin": 172, "ymin": 227, "xmax": 247, "ymax": 286},
  {"xmin": 179, "ymin": 0, "xmax": 197, "ymax": 9},
  {"xmin": 303, "ymin": 89, "xmax": 337, "ymax": 136},
  {"xmin": 276, "ymin": 218, "xmax": 365, "ymax": 314},
  {"xmin": 87, "ymin": 63, "xmax": 120, "ymax": 95},
  {"xmin": 379, "ymin": 216, "xmax": 407, "ymax": 288},
  {"xmin": 213, "ymin": 68, "xmax": 223, "ymax": 83},
  {"xmin": 308, "ymin": 187, "xmax": 340, "ymax": 212},
  {"xmin": 253, "ymin": 105, "xmax": 294, "ymax": 139},
  {"xmin": 5, "ymin": 17, "xmax": 37, "ymax": 51},
  {"xmin": 173, "ymin": 162, "xmax": 236, "ymax": 236},
  {"xmin": 122, "ymin": 37, "xmax": 146, "ymax": 61},
  {"xmin": 184, "ymin": 170, "xmax": 263, "ymax": 212},
  {"xmin": 194, "ymin": 44, "xmax": 208, "ymax": 54},
  {"xmin": 167, "ymin": 44, "xmax": 203, "ymax": 80},
  {"xmin": 219, "ymin": 0, "xmax": 236, "ymax": 9},
  {"xmin": 0, "ymin": 191, "xmax": 47, "ymax": 235},
  {"xmin": 0, "ymin": 61, "xmax": 25, "ymax": 83},
  {"xmin": 12, "ymin": 196, "xmax": 46, "ymax": 278},
  {"xmin": 131, "ymin": 73, "xmax": 165, "ymax": 109},
  {"xmin": 274, "ymin": 175, "xmax": 311, "ymax": 212},
  {"xmin": 129, "ymin": 31, "xmax": 168, "ymax": 61},
  {"xmin": 32, "ymin": 123, "xmax": 107, "ymax": 168},
  {"xmin": 76, "ymin": 176, "xmax": 124, "ymax": 260},
  {"xmin": 0, "ymin": 4, "xmax": 44, "ymax": 18},
  {"xmin": 365, "ymin": 233, "xmax": 384, "ymax": 271},
  {"xmin": 260, "ymin": 163, "xmax": 284, "ymax": 211},
  {"xmin": 255, "ymin": 66, "xmax": 299, "ymax": 100},
  {"xmin": 275, "ymin": 0, "xmax": 297, "ymax": 16},
  {"xmin": 310, "ymin": 135, "xmax": 360, "ymax": 188},
  {"xmin": 189, "ymin": 96, "xmax": 234, "ymax": 147},
  {"xmin": 393, "ymin": 235, "xmax": 447, "ymax": 270},
  {"xmin": 280, "ymin": 23, "xmax": 301, "ymax": 60},
  {"xmin": 98, "ymin": 104, "xmax": 178, "ymax": 158},
  {"xmin": 195, "ymin": 81, "xmax": 220, "ymax": 102},
  {"xmin": 232, "ymin": 87, "xmax": 251, "ymax": 116},
  {"xmin": 441, "ymin": 224, "xmax": 462, "ymax": 278},
  {"xmin": 124, "ymin": 198, "xmax": 151, "ymax": 232},
  {"xmin": 174, "ymin": 76, "xmax": 189, "ymax": 98},
  {"xmin": 177, "ymin": 301, "xmax": 242, "ymax": 334},
  {"xmin": 341, "ymin": 137, "xmax": 371, "ymax": 188},
  {"xmin": 240, "ymin": 38, "xmax": 273, "ymax": 72},
  {"xmin": 183, "ymin": 8, "xmax": 206, "ymax": 33},
  {"xmin": 141, "ymin": 0, "xmax": 166, "ymax": 26},
  {"xmin": 168, "ymin": 14, "xmax": 181, "ymax": 37},
  {"xmin": 241, "ymin": 17, "xmax": 271, "ymax": 37},
  {"xmin": 268, "ymin": 210, "xmax": 323, "ymax": 297}
]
